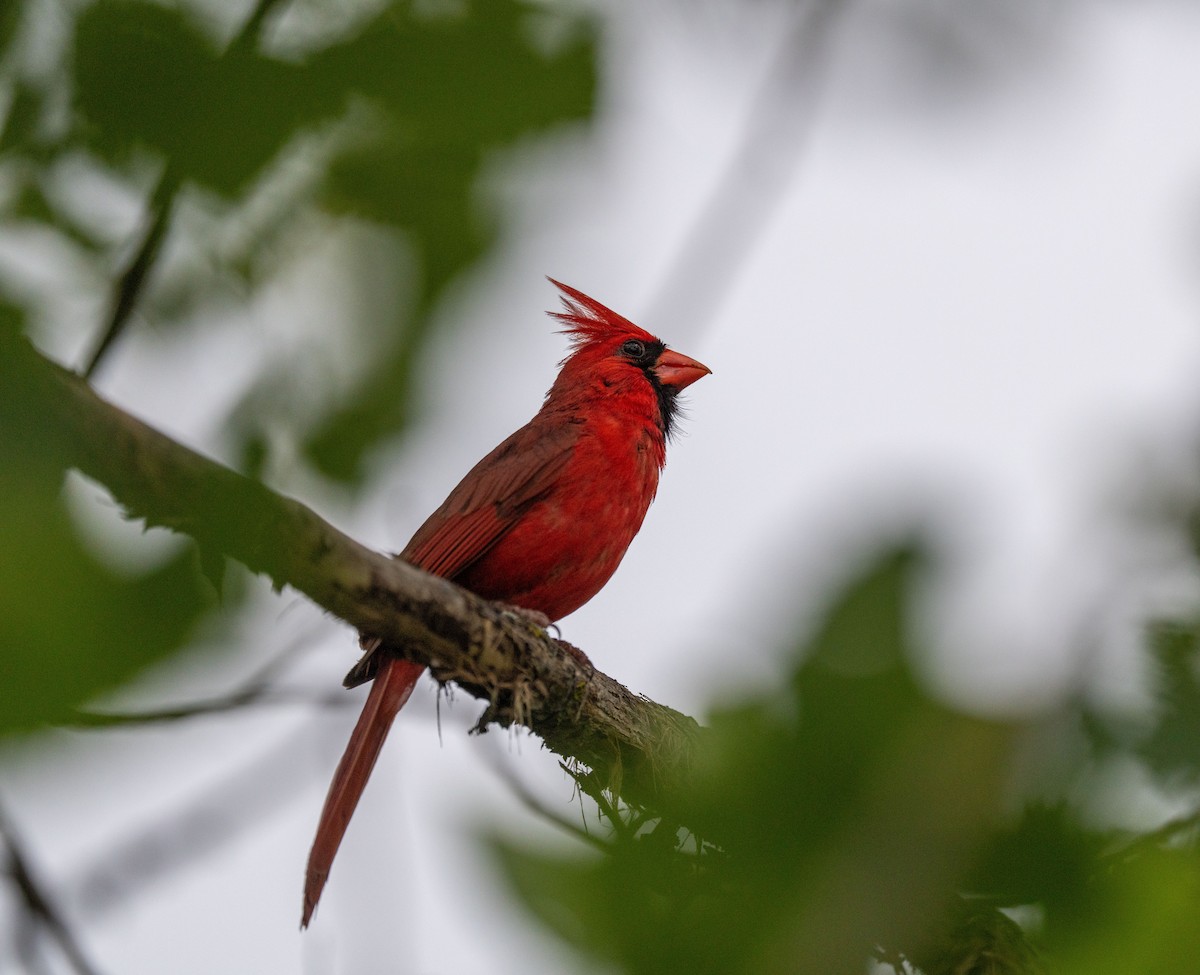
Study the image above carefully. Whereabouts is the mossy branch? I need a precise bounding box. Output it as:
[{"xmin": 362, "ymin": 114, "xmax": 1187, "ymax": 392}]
[{"xmin": 5, "ymin": 333, "xmax": 703, "ymax": 811}]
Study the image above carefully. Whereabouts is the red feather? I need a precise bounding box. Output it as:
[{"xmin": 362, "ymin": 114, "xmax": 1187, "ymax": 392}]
[
  {"xmin": 549, "ymin": 277, "xmax": 660, "ymax": 349},
  {"xmin": 301, "ymin": 281, "xmax": 710, "ymax": 926}
]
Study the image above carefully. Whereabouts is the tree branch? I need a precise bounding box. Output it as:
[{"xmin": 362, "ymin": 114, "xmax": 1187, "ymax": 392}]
[
  {"xmin": 0, "ymin": 800, "xmax": 107, "ymax": 975},
  {"xmin": 69, "ymin": 628, "xmax": 339, "ymax": 726},
  {"xmin": 80, "ymin": 0, "xmax": 291, "ymax": 379},
  {"xmin": 81, "ymin": 167, "xmax": 179, "ymax": 380},
  {"xmin": 8, "ymin": 333, "xmax": 703, "ymax": 812}
]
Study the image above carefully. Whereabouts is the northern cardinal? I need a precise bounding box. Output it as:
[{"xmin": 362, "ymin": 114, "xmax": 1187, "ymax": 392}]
[{"xmin": 302, "ymin": 280, "xmax": 710, "ymax": 926}]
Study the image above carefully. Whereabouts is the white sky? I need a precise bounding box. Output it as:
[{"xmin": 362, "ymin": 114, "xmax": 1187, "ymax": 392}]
[{"xmin": 5, "ymin": 1, "xmax": 1200, "ymax": 972}]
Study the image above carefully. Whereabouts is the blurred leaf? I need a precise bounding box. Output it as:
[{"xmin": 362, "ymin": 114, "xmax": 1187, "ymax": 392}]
[
  {"xmin": 496, "ymin": 544, "xmax": 1015, "ymax": 975},
  {"xmin": 0, "ymin": 0, "xmax": 22, "ymax": 63},
  {"xmin": 73, "ymin": 0, "xmax": 331, "ymax": 196},
  {"xmin": 322, "ymin": 135, "xmax": 487, "ymax": 281},
  {"xmin": 913, "ymin": 901, "xmax": 1045, "ymax": 975},
  {"xmin": 679, "ymin": 546, "xmax": 931, "ymax": 857},
  {"xmin": 5, "ymin": 175, "xmax": 103, "ymax": 252},
  {"xmin": 0, "ymin": 310, "xmax": 213, "ymax": 734},
  {"xmin": 309, "ymin": 3, "xmax": 596, "ymax": 150},
  {"xmin": 301, "ymin": 1, "xmax": 597, "ymax": 481},
  {"xmin": 0, "ymin": 496, "xmax": 212, "ymax": 734},
  {"xmin": 1051, "ymin": 846, "xmax": 1200, "ymax": 975},
  {"xmin": 495, "ymin": 544, "xmax": 1200, "ymax": 975},
  {"xmin": 0, "ymin": 81, "xmax": 44, "ymax": 156},
  {"xmin": 304, "ymin": 134, "xmax": 490, "ymax": 478},
  {"xmin": 969, "ymin": 803, "xmax": 1109, "ymax": 934},
  {"xmin": 65, "ymin": 0, "xmax": 596, "ymax": 481},
  {"xmin": 1137, "ymin": 620, "xmax": 1200, "ymax": 783}
]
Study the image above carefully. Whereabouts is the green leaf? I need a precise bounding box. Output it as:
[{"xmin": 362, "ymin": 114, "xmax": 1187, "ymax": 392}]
[
  {"xmin": 0, "ymin": 310, "xmax": 213, "ymax": 734},
  {"xmin": 1050, "ymin": 846, "xmax": 1200, "ymax": 975},
  {"xmin": 679, "ymin": 545, "xmax": 932, "ymax": 859},
  {"xmin": 308, "ymin": 3, "xmax": 596, "ymax": 149},
  {"xmin": 66, "ymin": 0, "xmax": 597, "ymax": 482},
  {"xmin": 0, "ymin": 496, "xmax": 212, "ymax": 734},
  {"xmin": 72, "ymin": 0, "xmax": 332, "ymax": 196},
  {"xmin": 0, "ymin": 0, "xmax": 23, "ymax": 63},
  {"xmin": 495, "ymin": 544, "xmax": 1015, "ymax": 975},
  {"xmin": 0, "ymin": 81, "xmax": 44, "ymax": 156},
  {"xmin": 914, "ymin": 901, "xmax": 1046, "ymax": 975},
  {"xmin": 1138, "ymin": 620, "xmax": 1200, "ymax": 783},
  {"xmin": 298, "ymin": 0, "xmax": 597, "ymax": 481},
  {"xmin": 969, "ymin": 803, "xmax": 1109, "ymax": 933},
  {"xmin": 303, "ymin": 135, "xmax": 490, "ymax": 480},
  {"xmin": 5, "ymin": 175, "xmax": 103, "ymax": 252}
]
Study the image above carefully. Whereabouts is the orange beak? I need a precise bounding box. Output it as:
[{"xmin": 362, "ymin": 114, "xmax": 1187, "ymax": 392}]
[{"xmin": 652, "ymin": 348, "xmax": 711, "ymax": 390}]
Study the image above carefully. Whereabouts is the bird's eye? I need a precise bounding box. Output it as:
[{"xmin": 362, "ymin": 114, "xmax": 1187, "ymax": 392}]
[{"xmin": 620, "ymin": 339, "xmax": 647, "ymax": 359}]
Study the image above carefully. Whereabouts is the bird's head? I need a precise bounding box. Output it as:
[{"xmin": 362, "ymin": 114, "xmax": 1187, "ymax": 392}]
[{"xmin": 546, "ymin": 279, "xmax": 710, "ymax": 439}]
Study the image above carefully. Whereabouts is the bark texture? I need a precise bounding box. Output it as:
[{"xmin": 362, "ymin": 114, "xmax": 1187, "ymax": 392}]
[{"xmin": 3, "ymin": 334, "xmax": 702, "ymax": 811}]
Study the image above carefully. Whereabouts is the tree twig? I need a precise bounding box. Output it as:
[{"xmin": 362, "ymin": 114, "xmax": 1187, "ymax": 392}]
[
  {"xmin": 70, "ymin": 627, "xmax": 338, "ymax": 727},
  {"xmin": 80, "ymin": 0, "xmax": 292, "ymax": 380},
  {"xmin": 68, "ymin": 688, "xmax": 354, "ymax": 727},
  {"xmin": 484, "ymin": 754, "xmax": 610, "ymax": 852},
  {"xmin": 81, "ymin": 168, "xmax": 179, "ymax": 380},
  {"xmin": 0, "ymin": 799, "xmax": 107, "ymax": 975},
  {"xmin": 226, "ymin": 0, "xmax": 289, "ymax": 58},
  {"xmin": 1102, "ymin": 806, "xmax": 1200, "ymax": 867},
  {"xmin": 67, "ymin": 731, "xmax": 320, "ymax": 920}
]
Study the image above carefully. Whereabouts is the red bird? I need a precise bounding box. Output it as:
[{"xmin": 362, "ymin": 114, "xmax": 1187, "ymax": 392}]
[{"xmin": 302, "ymin": 280, "xmax": 710, "ymax": 926}]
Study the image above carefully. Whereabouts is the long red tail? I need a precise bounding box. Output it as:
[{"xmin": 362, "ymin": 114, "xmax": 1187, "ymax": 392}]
[{"xmin": 301, "ymin": 656, "xmax": 424, "ymax": 927}]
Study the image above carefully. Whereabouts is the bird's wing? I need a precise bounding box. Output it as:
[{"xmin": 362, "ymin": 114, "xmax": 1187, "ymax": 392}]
[
  {"xmin": 342, "ymin": 419, "xmax": 579, "ymax": 690},
  {"xmin": 400, "ymin": 417, "xmax": 581, "ymax": 577}
]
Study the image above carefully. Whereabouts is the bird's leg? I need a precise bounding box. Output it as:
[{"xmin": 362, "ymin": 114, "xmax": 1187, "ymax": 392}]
[{"xmin": 493, "ymin": 604, "xmax": 591, "ymax": 668}]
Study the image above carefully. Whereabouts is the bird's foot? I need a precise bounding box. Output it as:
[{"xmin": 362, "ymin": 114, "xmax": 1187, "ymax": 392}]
[{"xmin": 496, "ymin": 603, "xmax": 558, "ymax": 636}]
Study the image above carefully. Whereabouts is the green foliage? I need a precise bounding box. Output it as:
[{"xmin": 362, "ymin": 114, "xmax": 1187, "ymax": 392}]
[
  {"xmin": 301, "ymin": 2, "xmax": 596, "ymax": 479},
  {"xmin": 968, "ymin": 804, "xmax": 1107, "ymax": 933},
  {"xmin": 913, "ymin": 902, "xmax": 1046, "ymax": 975},
  {"xmin": 0, "ymin": 81, "xmax": 42, "ymax": 157},
  {"xmin": 0, "ymin": 1, "xmax": 21, "ymax": 59},
  {"xmin": 73, "ymin": 1, "xmax": 322, "ymax": 197},
  {"xmin": 2, "ymin": 0, "xmax": 597, "ymax": 480},
  {"xmin": 495, "ymin": 546, "xmax": 1200, "ymax": 975},
  {"xmin": 0, "ymin": 0, "xmax": 597, "ymax": 726},
  {"xmin": 0, "ymin": 309, "xmax": 213, "ymax": 734},
  {"xmin": 497, "ymin": 547, "xmax": 1012, "ymax": 974},
  {"xmin": 1137, "ymin": 622, "xmax": 1200, "ymax": 782}
]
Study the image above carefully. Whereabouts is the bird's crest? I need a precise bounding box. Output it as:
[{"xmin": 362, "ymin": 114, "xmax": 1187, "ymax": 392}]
[{"xmin": 548, "ymin": 278, "xmax": 659, "ymax": 350}]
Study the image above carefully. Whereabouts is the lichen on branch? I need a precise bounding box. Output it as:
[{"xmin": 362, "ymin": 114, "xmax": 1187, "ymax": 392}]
[{"xmin": 4, "ymin": 333, "xmax": 702, "ymax": 812}]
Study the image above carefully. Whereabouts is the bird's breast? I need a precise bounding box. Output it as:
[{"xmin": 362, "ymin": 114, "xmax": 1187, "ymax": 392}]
[{"xmin": 453, "ymin": 419, "xmax": 664, "ymax": 621}]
